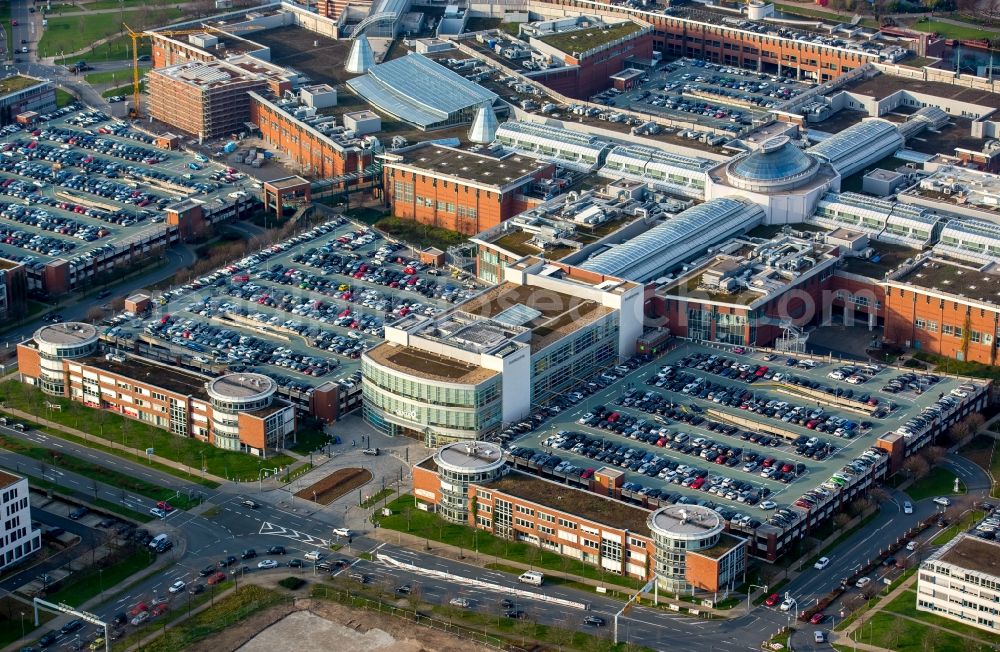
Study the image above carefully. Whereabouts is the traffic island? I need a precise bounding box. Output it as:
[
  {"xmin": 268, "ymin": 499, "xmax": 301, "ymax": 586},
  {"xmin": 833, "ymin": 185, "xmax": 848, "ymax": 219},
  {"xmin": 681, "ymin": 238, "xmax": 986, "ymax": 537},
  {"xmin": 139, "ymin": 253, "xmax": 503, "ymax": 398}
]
[{"xmin": 295, "ymin": 468, "xmax": 372, "ymax": 505}]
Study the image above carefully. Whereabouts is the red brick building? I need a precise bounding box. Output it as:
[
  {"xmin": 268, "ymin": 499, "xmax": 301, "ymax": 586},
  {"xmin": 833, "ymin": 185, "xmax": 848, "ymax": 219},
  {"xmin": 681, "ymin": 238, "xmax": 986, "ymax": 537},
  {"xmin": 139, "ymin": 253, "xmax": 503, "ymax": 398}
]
[{"xmin": 381, "ymin": 144, "xmax": 553, "ymax": 235}]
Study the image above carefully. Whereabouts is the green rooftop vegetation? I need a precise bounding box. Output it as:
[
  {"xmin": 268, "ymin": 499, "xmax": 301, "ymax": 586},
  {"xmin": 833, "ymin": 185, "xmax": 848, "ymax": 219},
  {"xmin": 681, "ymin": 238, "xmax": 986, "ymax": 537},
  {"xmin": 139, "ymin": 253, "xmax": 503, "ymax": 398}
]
[
  {"xmin": 0, "ymin": 76, "xmax": 42, "ymax": 95},
  {"xmin": 538, "ymin": 21, "xmax": 643, "ymax": 55}
]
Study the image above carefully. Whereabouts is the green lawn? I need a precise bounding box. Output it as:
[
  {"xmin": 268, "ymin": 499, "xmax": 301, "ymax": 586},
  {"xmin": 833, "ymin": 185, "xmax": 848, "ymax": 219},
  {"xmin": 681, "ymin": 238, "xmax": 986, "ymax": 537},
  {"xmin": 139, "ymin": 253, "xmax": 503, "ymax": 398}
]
[
  {"xmin": 289, "ymin": 428, "xmax": 332, "ymax": 453},
  {"xmin": 39, "ymin": 8, "xmax": 183, "ymax": 57},
  {"xmin": 102, "ymin": 82, "xmax": 142, "ymax": 98},
  {"xmin": 54, "ymin": 88, "xmax": 76, "ymax": 108},
  {"xmin": 910, "ymin": 19, "xmax": 999, "ymax": 41},
  {"xmin": 0, "ymin": 431, "xmax": 199, "ymax": 510},
  {"xmin": 360, "ymin": 488, "xmax": 395, "ymax": 509},
  {"xmin": 884, "ymin": 589, "xmax": 1000, "ymax": 647},
  {"xmin": 46, "ymin": 547, "xmax": 155, "ymax": 607},
  {"xmin": 0, "ymin": 4, "xmax": 11, "ymax": 58},
  {"xmin": 85, "ymin": 66, "xmax": 147, "ymax": 86},
  {"xmin": 913, "ymin": 351, "xmax": 1000, "ymax": 382},
  {"xmin": 907, "ymin": 466, "xmax": 966, "ymax": 502},
  {"xmin": 932, "ymin": 510, "xmax": 985, "ymax": 546},
  {"xmin": 0, "ymin": 381, "xmax": 291, "ymax": 481},
  {"xmin": 375, "ymin": 217, "xmax": 466, "ymax": 252},
  {"xmin": 852, "ymin": 612, "xmax": 988, "ymax": 652},
  {"xmin": 376, "ymin": 495, "xmax": 644, "ymax": 590},
  {"xmin": 57, "ymin": 34, "xmax": 150, "ymax": 64},
  {"xmin": 133, "ymin": 585, "xmax": 284, "ymax": 652}
]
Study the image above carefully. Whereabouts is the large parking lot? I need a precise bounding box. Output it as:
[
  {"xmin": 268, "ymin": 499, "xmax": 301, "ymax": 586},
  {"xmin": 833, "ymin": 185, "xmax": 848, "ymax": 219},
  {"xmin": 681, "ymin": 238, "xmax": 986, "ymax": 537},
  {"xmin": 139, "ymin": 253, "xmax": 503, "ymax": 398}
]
[
  {"xmin": 0, "ymin": 103, "xmax": 251, "ymax": 274},
  {"xmin": 106, "ymin": 216, "xmax": 485, "ymax": 391},
  {"xmin": 596, "ymin": 58, "xmax": 815, "ymax": 134},
  {"xmin": 502, "ymin": 342, "xmax": 979, "ymax": 527}
]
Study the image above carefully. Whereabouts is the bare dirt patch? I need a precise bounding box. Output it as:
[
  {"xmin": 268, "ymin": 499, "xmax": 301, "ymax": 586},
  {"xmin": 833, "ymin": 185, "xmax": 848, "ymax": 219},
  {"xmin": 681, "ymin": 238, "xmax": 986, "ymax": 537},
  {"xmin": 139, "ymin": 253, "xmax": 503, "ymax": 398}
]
[
  {"xmin": 234, "ymin": 601, "xmax": 493, "ymax": 652},
  {"xmin": 295, "ymin": 467, "xmax": 372, "ymax": 505}
]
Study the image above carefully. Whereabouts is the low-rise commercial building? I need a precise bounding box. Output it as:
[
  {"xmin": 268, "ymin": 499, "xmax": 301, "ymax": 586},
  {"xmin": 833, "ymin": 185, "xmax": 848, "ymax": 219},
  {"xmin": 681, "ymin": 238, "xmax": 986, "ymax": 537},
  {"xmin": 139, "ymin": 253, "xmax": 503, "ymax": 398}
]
[
  {"xmin": 412, "ymin": 446, "xmax": 746, "ymax": 590},
  {"xmin": 0, "ymin": 259, "xmax": 27, "ymax": 322},
  {"xmin": 362, "ymin": 258, "xmax": 643, "ymax": 445},
  {"xmin": 917, "ymin": 533, "xmax": 1000, "ymax": 635},
  {"xmin": 0, "ymin": 75, "xmax": 55, "ymax": 126},
  {"xmin": 381, "ymin": 144, "xmax": 554, "ymax": 235},
  {"xmin": 0, "ymin": 472, "xmax": 41, "ymax": 571},
  {"xmin": 16, "ymin": 330, "xmax": 296, "ymax": 456}
]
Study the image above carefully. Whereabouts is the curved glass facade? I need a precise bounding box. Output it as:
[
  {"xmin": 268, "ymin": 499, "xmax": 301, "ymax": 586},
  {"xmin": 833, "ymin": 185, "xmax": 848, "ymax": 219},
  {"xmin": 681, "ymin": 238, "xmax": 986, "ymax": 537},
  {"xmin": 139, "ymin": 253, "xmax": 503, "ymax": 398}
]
[{"xmin": 726, "ymin": 136, "xmax": 820, "ymax": 193}]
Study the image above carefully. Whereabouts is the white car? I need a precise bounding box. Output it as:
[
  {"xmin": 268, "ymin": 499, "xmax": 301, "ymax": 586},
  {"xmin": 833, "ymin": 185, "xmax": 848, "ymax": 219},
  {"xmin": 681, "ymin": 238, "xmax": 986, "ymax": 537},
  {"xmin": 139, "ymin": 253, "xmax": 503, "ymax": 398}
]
[
  {"xmin": 779, "ymin": 597, "xmax": 795, "ymax": 612},
  {"xmin": 903, "ymin": 501, "xmax": 913, "ymax": 514},
  {"xmin": 168, "ymin": 580, "xmax": 186, "ymax": 594},
  {"xmin": 304, "ymin": 550, "xmax": 322, "ymax": 561},
  {"xmin": 906, "ymin": 541, "xmax": 918, "ymax": 551},
  {"xmin": 333, "ymin": 527, "xmax": 352, "ymax": 537},
  {"xmin": 257, "ymin": 559, "xmax": 278, "ymax": 569},
  {"xmin": 933, "ymin": 497, "xmax": 952, "ymax": 507},
  {"xmin": 149, "ymin": 507, "xmax": 167, "ymax": 519},
  {"xmin": 814, "ymin": 557, "xmax": 831, "ymax": 570},
  {"xmin": 449, "ymin": 597, "xmax": 471, "ymax": 608},
  {"xmin": 855, "ymin": 577, "xmax": 871, "ymax": 589},
  {"xmin": 759, "ymin": 500, "xmax": 777, "ymax": 510}
]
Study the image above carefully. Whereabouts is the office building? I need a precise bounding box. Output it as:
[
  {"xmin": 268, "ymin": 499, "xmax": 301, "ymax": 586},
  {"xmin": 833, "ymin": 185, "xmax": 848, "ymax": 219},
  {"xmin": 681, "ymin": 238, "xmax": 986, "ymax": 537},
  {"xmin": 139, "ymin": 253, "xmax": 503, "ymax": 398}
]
[
  {"xmin": 362, "ymin": 259, "xmax": 643, "ymax": 445},
  {"xmin": 917, "ymin": 533, "xmax": 1000, "ymax": 634},
  {"xmin": 0, "ymin": 472, "xmax": 41, "ymax": 571},
  {"xmin": 380, "ymin": 144, "xmax": 554, "ymax": 235}
]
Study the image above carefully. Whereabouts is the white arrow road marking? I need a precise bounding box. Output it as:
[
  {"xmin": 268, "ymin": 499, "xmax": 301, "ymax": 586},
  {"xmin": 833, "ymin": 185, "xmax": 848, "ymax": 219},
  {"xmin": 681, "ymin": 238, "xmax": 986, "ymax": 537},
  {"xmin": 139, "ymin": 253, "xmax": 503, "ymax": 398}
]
[{"xmin": 258, "ymin": 521, "xmax": 330, "ymax": 548}]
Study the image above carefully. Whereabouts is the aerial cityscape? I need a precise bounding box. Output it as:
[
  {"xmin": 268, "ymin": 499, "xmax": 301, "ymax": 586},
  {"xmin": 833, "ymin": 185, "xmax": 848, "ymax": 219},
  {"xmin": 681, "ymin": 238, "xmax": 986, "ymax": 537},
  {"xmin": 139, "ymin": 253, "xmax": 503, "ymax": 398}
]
[{"xmin": 0, "ymin": 0, "xmax": 1000, "ymax": 650}]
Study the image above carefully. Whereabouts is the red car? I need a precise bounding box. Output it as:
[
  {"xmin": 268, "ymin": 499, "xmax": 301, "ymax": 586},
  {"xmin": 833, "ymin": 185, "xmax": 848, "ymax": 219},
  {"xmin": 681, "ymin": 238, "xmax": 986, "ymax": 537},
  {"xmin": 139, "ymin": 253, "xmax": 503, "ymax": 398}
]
[
  {"xmin": 129, "ymin": 602, "xmax": 148, "ymax": 617},
  {"xmin": 764, "ymin": 593, "xmax": 780, "ymax": 607},
  {"xmin": 156, "ymin": 501, "xmax": 174, "ymax": 512},
  {"xmin": 207, "ymin": 571, "xmax": 227, "ymax": 585},
  {"xmin": 152, "ymin": 603, "xmax": 169, "ymax": 616},
  {"xmin": 810, "ymin": 612, "xmax": 825, "ymax": 625}
]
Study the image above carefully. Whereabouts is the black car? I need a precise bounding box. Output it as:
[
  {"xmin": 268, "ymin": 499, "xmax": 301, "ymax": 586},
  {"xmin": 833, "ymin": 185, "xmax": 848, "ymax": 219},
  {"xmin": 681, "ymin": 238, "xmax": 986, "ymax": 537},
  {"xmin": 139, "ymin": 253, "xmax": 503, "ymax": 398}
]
[
  {"xmin": 188, "ymin": 583, "xmax": 205, "ymax": 595},
  {"xmin": 288, "ymin": 559, "xmax": 303, "ymax": 568},
  {"xmin": 395, "ymin": 585, "xmax": 412, "ymax": 595},
  {"xmin": 500, "ymin": 598, "xmax": 515, "ymax": 609},
  {"xmin": 112, "ymin": 612, "xmax": 127, "ymax": 627},
  {"xmin": 200, "ymin": 565, "xmax": 217, "ymax": 576},
  {"xmin": 37, "ymin": 632, "xmax": 57, "ymax": 648},
  {"xmin": 504, "ymin": 609, "xmax": 525, "ymax": 619},
  {"xmin": 68, "ymin": 507, "xmax": 89, "ymax": 520},
  {"xmin": 60, "ymin": 619, "xmax": 84, "ymax": 635},
  {"xmin": 266, "ymin": 545, "xmax": 286, "ymax": 555},
  {"xmin": 241, "ymin": 549, "xmax": 257, "ymax": 560},
  {"xmin": 220, "ymin": 555, "xmax": 237, "ymax": 567},
  {"xmin": 584, "ymin": 616, "xmax": 606, "ymax": 627}
]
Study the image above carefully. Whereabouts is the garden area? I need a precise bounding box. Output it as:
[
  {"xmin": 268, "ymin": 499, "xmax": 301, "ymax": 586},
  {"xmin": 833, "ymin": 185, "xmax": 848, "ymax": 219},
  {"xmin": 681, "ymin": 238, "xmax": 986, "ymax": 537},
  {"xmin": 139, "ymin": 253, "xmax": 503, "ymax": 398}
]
[
  {"xmin": 373, "ymin": 217, "xmax": 466, "ymax": 252},
  {"xmin": 45, "ymin": 547, "xmax": 155, "ymax": 607},
  {"xmin": 0, "ymin": 381, "xmax": 292, "ymax": 482},
  {"xmin": 912, "ymin": 351, "xmax": 1000, "ymax": 382},
  {"xmin": 375, "ymin": 495, "xmax": 644, "ymax": 590}
]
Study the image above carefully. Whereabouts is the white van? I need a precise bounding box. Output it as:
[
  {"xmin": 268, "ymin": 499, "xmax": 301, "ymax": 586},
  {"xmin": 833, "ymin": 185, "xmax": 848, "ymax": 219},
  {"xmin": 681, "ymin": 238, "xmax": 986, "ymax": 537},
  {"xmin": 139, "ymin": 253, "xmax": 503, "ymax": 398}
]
[
  {"xmin": 518, "ymin": 571, "xmax": 544, "ymax": 586},
  {"xmin": 148, "ymin": 534, "xmax": 169, "ymax": 550}
]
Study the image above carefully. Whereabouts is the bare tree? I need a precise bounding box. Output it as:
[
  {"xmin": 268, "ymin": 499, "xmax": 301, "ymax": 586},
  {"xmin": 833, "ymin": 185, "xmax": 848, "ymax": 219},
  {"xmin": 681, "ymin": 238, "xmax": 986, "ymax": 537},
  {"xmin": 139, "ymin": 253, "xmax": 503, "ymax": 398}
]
[
  {"xmin": 85, "ymin": 306, "xmax": 106, "ymax": 324},
  {"xmin": 860, "ymin": 582, "xmax": 878, "ymax": 601},
  {"xmin": 834, "ymin": 512, "xmax": 852, "ymax": 529},
  {"xmin": 888, "ymin": 617, "xmax": 905, "ymax": 648},
  {"xmin": 903, "ymin": 455, "xmax": 930, "ymax": 480},
  {"xmin": 923, "ymin": 446, "xmax": 947, "ymax": 467}
]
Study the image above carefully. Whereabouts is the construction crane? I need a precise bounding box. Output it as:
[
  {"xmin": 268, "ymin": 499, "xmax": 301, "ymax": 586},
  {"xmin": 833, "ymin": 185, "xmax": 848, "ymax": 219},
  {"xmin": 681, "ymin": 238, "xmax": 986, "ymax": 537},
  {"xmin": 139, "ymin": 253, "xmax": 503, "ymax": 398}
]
[{"xmin": 122, "ymin": 22, "xmax": 262, "ymax": 119}]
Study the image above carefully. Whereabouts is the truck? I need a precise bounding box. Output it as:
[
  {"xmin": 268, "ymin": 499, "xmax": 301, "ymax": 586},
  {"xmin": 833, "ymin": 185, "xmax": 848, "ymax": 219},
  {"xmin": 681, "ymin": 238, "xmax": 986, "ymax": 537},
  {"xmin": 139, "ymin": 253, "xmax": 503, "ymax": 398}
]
[{"xmin": 518, "ymin": 571, "xmax": 544, "ymax": 586}]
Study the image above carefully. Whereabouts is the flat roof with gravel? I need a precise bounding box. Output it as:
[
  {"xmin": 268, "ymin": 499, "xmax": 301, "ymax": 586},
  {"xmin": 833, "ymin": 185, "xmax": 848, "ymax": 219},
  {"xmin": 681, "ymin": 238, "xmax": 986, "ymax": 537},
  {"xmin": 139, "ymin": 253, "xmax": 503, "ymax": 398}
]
[{"xmin": 34, "ymin": 322, "xmax": 98, "ymax": 346}]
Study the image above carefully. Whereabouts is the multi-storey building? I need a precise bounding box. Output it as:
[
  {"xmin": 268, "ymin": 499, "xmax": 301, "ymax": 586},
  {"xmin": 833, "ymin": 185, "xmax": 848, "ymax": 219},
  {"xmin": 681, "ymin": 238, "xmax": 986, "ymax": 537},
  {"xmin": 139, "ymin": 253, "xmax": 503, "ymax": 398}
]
[
  {"xmin": 16, "ymin": 329, "xmax": 296, "ymax": 456},
  {"xmin": 0, "ymin": 472, "xmax": 41, "ymax": 571},
  {"xmin": 0, "ymin": 259, "xmax": 27, "ymax": 322},
  {"xmin": 413, "ymin": 442, "xmax": 747, "ymax": 591},
  {"xmin": 380, "ymin": 144, "xmax": 554, "ymax": 235},
  {"xmin": 917, "ymin": 533, "xmax": 1000, "ymax": 634},
  {"xmin": 362, "ymin": 258, "xmax": 643, "ymax": 445},
  {"xmin": 147, "ymin": 60, "xmax": 268, "ymax": 139}
]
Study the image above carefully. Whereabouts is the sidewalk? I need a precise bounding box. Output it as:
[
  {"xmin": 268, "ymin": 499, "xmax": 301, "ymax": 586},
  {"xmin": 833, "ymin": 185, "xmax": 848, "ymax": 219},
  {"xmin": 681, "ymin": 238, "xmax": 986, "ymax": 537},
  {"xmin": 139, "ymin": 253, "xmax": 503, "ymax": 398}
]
[
  {"xmin": 0, "ymin": 406, "xmax": 229, "ymax": 485},
  {"xmin": 2, "ymin": 537, "xmax": 183, "ymax": 651},
  {"xmin": 370, "ymin": 528, "xmax": 741, "ymax": 618}
]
